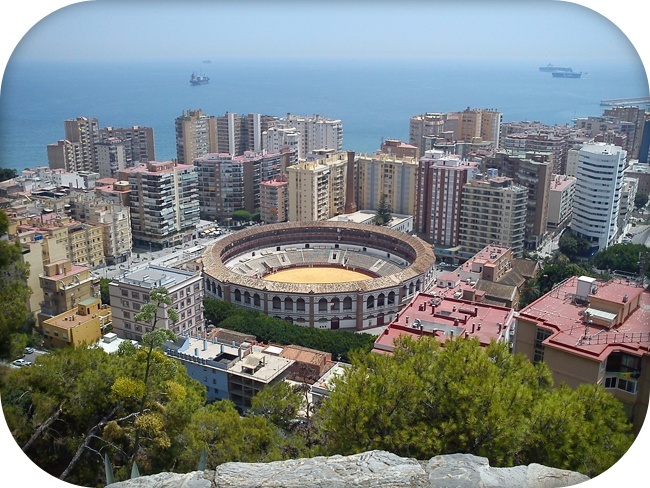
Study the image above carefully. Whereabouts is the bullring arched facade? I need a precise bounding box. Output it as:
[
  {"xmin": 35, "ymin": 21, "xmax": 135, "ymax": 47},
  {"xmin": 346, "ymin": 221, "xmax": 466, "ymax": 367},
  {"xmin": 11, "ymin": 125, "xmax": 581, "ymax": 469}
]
[{"xmin": 201, "ymin": 221, "xmax": 436, "ymax": 331}]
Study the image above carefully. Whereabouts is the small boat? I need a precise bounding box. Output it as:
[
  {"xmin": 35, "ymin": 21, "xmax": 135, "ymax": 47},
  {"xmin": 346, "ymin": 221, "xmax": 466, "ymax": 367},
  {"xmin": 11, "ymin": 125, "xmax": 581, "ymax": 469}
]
[{"xmin": 190, "ymin": 72, "xmax": 210, "ymax": 85}]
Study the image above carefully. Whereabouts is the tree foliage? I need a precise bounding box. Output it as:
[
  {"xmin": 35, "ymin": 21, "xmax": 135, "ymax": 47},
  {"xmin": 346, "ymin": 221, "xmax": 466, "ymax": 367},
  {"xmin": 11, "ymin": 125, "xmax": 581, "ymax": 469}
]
[
  {"xmin": 374, "ymin": 194, "xmax": 392, "ymax": 225},
  {"xmin": 314, "ymin": 336, "xmax": 633, "ymax": 477},
  {"xmin": 634, "ymin": 192, "xmax": 648, "ymax": 210},
  {"xmin": 203, "ymin": 298, "xmax": 375, "ymax": 362},
  {"xmin": 0, "ymin": 167, "xmax": 18, "ymax": 182},
  {"xmin": 231, "ymin": 209, "xmax": 252, "ymax": 222},
  {"xmin": 0, "ymin": 209, "xmax": 32, "ymax": 359},
  {"xmin": 591, "ymin": 243, "xmax": 650, "ymax": 276},
  {"xmin": 558, "ymin": 231, "xmax": 591, "ymax": 258}
]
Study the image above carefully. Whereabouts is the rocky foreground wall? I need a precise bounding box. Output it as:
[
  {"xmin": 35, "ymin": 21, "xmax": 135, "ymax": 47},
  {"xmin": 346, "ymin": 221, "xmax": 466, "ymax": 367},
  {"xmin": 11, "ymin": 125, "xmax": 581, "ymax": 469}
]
[{"xmin": 107, "ymin": 450, "xmax": 590, "ymax": 488}]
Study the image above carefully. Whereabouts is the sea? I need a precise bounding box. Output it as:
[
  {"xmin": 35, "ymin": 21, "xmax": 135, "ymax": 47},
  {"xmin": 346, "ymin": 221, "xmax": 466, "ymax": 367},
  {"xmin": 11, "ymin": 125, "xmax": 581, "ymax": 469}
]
[{"xmin": 0, "ymin": 57, "xmax": 648, "ymax": 172}]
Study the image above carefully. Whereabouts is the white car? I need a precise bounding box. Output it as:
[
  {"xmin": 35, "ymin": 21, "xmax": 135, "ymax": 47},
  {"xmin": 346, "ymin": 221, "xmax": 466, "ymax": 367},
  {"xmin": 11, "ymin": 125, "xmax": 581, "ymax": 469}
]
[{"xmin": 12, "ymin": 358, "xmax": 31, "ymax": 367}]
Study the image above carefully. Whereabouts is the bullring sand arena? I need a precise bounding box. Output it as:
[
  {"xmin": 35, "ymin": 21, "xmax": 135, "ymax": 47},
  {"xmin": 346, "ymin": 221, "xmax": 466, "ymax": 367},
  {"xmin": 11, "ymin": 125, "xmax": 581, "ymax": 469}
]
[
  {"xmin": 202, "ymin": 221, "xmax": 437, "ymax": 330},
  {"xmin": 264, "ymin": 266, "xmax": 374, "ymax": 283}
]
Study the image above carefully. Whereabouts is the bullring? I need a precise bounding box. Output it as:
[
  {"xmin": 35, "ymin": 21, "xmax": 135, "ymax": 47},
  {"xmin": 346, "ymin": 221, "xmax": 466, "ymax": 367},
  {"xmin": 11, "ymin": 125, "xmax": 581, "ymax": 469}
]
[{"xmin": 202, "ymin": 221, "xmax": 436, "ymax": 331}]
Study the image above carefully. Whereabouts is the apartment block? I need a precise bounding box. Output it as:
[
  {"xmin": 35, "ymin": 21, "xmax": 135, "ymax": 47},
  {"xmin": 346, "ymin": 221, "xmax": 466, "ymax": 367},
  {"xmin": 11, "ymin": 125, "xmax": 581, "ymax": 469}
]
[
  {"xmin": 194, "ymin": 149, "xmax": 292, "ymax": 221},
  {"xmin": 175, "ymin": 109, "xmax": 217, "ymax": 165},
  {"xmin": 618, "ymin": 177, "xmax": 638, "ymax": 230},
  {"xmin": 109, "ymin": 264, "xmax": 204, "ymax": 342},
  {"xmin": 119, "ymin": 161, "xmax": 200, "ymax": 249},
  {"xmin": 379, "ymin": 139, "xmax": 420, "ymax": 160},
  {"xmin": 216, "ymin": 112, "xmax": 276, "ymax": 156},
  {"xmin": 625, "ymin": 162, "xmax": 650, "ymax": 196},
  {"xmin": 571, "ymin": 143, "xmax": 626, "ymax": 252},
  {"xmin": 164, "ymin": 336, "xmax": 294, "ymax": 411},
  {"xmin": 98, "ymin": 125, "xmax": 155, "ymax": 163},
  {"xmin": 259, "ymin": 175, "xmax": 289, "ymax": 223},
  {"xmin": 38, "ymin": 259, "xmax": 99, "ymax": 323},
  {"xmin": 67, "ymin": 194, "xmax": 132, "ymax": 264},
  {"xmin": 41, "ymin": 297, "xmax": 111, "ymax": 349},
  {"xmin": 516, "ymin": 275, "xmax": 649, "ymax": 433},
  {"xmin": 415, "ymin": 150, "xmax": 480, "ymax": 248},
  {"xmin": 267, "ymin": 114, "xmax": 342, "ymax": 160},
  {"xmin": 458, "ymin": 173, "xmax": 527, "ymax": 259},
  {"xmin": 409, "ymin": 109, "xmax": 501, "ymax": 157},
  {"xmin": 483, "ymin": 150, "xmax": 552, "ymax": 249},
  {"xmin": 95, "ymin": 138, "xmax": 129, "ymax": 178},
  {"xmin": 546, "ymin": 174, "xmax": 576, "ymax": 232},
  {"xmin": 356, "ymin": 152, "xmax": 418, "ymax": 216},
  {"xmin": 287, "ymin": 150, "xmax": 349, "ymax": 222}
]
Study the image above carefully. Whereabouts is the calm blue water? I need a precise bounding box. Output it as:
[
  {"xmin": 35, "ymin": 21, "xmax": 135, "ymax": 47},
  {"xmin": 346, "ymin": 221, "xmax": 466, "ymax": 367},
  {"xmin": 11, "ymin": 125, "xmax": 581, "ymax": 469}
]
[{"xmin": 0, "ymin": 58, "xmax": 648, "ymax": 171}]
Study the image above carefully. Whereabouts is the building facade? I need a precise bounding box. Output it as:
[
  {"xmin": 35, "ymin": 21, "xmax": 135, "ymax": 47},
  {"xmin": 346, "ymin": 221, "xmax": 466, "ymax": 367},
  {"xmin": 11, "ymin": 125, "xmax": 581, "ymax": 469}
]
[
  {"xmin": 415, "ymin": 150, "xmax": 480, "ymax": 248},
  {"xmin": 259, "ymin": 175, "xmax": 289, "ymax": 224},
  {"xmin": 458, "ymin": 174, "xmax": 527, "ymax": 259},
  {"xmin": 571, "ymin": 143, "xmax": 626, "ymax": 253},
  {"xmin": 483, "ymin": 151, "xmax": 552, "ymax": 249},
  {"xmin": 109, "ymin": 264, "xmax": 204, "ymax": 342},
  {"xmin": 355, "ymin": 152, "xmax": 418, "ymax": 217},
  {"xmin": 515, "ymin": 275, "xmax": 649, "ymax": 434},
  {"xmin": 41, "ymin": 297, "xmax": 111, "ymax": 349},
  {"xmin": 118, "ymin": 161, "xmax": 200, "ymax": 249},
  {"xmin": 546, "ymin": 174, "xmax": 576, "ymax": 232},
  {"xmin": 287, "ymin": 151, "xmax": 349, "ymax": 222},
  {"xmin": 194, "ymin": 149, "xmax": 292, "ymax": 221},
  {"xmin": 267, "ymin": 114, "xmax": 342, "ymax": 160},
  {"xmin": 175, "ymin": 109, "xmax": 217, "ymax": 165}
]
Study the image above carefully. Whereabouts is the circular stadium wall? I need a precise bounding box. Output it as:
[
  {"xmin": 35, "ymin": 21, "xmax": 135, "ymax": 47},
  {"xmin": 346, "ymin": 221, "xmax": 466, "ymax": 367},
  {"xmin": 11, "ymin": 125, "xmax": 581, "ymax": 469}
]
[{"xmin": 201, "ymin": 221, "xmax": 436, "ymax": 331}]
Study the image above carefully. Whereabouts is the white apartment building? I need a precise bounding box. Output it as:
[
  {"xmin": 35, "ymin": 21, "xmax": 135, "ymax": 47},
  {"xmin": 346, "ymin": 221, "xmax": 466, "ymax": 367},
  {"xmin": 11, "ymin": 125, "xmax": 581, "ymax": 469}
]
[
  {"xmin": 109, "ymin": 265, "xmax": 204, "ymax": 342},
  {"xmin": 267, "ymin": 114, "xmax": 342, "ymax": 160},
  {"xmin": 95, "ymin": 138, "xmax": 129, "ymax": 178},
  {"xmin": 571, "ymin": 143, "xmax": 627, "ymax": 252},
  {"xmin": 262, "ymin": 126, "xmax": 300, "ymax": 155},
  {"xmin": 618, "ymin": 176, "xmax": 638, "ymax": 230}
]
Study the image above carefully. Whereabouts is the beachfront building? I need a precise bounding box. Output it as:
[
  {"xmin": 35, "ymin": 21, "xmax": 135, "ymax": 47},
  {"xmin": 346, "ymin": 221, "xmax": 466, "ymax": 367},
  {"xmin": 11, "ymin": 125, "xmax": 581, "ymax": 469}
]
[{"xmin": 175, "ymin": 109, "xmax": 217, "ymax": 165}]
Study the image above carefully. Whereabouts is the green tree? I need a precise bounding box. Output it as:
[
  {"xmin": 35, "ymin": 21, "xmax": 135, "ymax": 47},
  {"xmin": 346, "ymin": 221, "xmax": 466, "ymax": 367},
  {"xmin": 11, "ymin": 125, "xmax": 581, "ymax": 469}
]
[
  {"xmin": 175, "ymin": 400, "xmax": 287, "ymax": 471},
  {"xmin": 128, "ymin": 287, "xmax": 180, "ymax": 468},
  {"xmin": 1, "ymin": 343, "xmax": 204, "ymax": 486},
  {"xmin": 634, "ymin": 192, "xmax": 648, "ymax": 210},
  {"xmin": 231, "ymin": 209, "xmax": 252, "ymax": 222},
  {"xmin": 374, "ymin": 194, "xmax": 392, "ymax": 225},
  {"xmin": 0, "ymin": 167, "xmax": 18, "ymax": 182},
  {"xmin": 592, "ymin": 243, "xmax": 650, "ymax": 276},
  {"xmin": 0, "ymin": 209, "xmax": 32, "ymax": 359},
  {"xmin": 100, "ymin": 277, "xmax": 111, "ymax": 305},
  {"xmin": 314, "ymin": 336, "xmax": 633, "ymax": 476},
  {"xmin": 250, "ymin": 381, "xmax": 303, "ymax": 430}
]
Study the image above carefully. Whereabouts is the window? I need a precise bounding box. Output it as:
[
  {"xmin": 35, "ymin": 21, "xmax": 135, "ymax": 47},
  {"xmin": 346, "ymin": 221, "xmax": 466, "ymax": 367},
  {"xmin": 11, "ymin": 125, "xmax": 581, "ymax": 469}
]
[
  {"xmin": 124, "ymin": 311, "xmax": 131, "ymax": 319},
  {"xmin": 121, "ymin": 289, "xmax": 129, "ymax": 297},
  {"xmin": 533, "ymin": 327, "xmax": 552, "ymax": 363},
  {"xmin": 131, "ymin": 291, "xmax": 140, "ymax": 299}
]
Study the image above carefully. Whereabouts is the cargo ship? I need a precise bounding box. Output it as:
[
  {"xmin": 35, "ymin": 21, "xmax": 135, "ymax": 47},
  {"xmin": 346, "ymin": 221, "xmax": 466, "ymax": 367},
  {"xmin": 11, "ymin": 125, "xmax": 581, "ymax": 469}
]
[
  {"xmin": 190, "ymin": 72, "xmax": 210, "ymax": 85},
  {"xmin": 551, "ymin": 70, "xmax": 582, "ymax": 78},
  {"xmin": 539, "ymin": 64, "xmax": 572, "ymax": 72}
]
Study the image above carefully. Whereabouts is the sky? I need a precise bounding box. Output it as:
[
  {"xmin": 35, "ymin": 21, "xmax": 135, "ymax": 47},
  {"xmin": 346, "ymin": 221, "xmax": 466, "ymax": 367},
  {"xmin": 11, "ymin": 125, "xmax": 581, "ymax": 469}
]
[
  {"xmin": 0, "ymin": 1, "xmax": 649, "ymax": 487},
  {"xmin": 1, "ymin": 0, "xmax": 649, "ymax": 67}
]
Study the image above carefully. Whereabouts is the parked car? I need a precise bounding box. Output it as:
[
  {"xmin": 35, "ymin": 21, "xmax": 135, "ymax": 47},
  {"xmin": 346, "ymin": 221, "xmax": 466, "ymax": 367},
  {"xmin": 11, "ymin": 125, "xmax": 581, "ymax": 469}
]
[
  {"xmin": 12, "ymin": 358, "xmax": 31, "ymax": 367},
  {"xmin": 24, "ymin": 347, "xmax": 34, "ymax": 354}
]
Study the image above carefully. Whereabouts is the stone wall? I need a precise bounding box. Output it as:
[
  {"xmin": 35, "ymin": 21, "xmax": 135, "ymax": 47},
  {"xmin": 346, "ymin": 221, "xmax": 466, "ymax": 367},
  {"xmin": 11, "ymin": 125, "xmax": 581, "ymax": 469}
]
[{"xmin": 107, "ymin": 450, "xmax": 590, "ymax": 488}]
